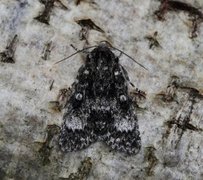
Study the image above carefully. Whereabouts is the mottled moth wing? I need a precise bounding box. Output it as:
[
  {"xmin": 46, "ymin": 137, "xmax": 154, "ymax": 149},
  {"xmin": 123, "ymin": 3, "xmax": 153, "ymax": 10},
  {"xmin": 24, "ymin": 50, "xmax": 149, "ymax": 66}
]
[
  {"xmin": 105, "ymin": 64, "xmax": 141, "ymax": 154},
  {"xmin": 106, "ymin": 103, "xmax": 141, "ymax": 154},
  {"xmin": 59, "ymin": 65, "xmax": 96, "ymax": 152}
]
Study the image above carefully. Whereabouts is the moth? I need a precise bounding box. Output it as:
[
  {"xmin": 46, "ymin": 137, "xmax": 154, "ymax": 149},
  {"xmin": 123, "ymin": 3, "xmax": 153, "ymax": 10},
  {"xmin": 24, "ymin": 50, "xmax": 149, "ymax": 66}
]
[{"xmin": 58, "ymin": 43, "xmax": 144, "ymax": 154}]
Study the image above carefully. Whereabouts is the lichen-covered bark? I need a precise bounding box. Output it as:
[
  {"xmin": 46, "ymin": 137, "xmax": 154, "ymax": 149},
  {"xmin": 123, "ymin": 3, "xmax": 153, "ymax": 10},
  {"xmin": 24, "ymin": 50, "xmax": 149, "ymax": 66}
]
[{"xmin": 0, "ymin": 0, "xmax": 203, "ymax": 179}]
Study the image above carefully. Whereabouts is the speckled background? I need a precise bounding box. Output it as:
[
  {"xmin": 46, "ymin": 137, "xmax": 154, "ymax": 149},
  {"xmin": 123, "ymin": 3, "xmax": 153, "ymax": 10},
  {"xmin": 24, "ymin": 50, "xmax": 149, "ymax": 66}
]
[{"xmin": 0, "ymin": 0, "xmax": 203, "ymax": 179}]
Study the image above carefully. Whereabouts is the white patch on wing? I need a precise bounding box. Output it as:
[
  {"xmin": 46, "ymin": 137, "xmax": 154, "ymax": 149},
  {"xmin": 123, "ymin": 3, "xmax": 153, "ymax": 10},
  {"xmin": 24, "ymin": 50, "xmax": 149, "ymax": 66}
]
[{"xmin": 114, "ymin": 115, "xmax": 136, "ymax": 131}]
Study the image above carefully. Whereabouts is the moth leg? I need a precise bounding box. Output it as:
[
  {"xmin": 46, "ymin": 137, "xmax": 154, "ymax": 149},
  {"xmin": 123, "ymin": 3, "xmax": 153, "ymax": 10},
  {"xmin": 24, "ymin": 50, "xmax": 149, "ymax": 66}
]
[
  {"xmin": 120, "ymin": 65, "xmax": 135, "ymax": 87},
  {"xmin": 130, "ymin": 88, "xmax": 147, "ymax": 110},
  {"xmin": 49, "ymin": 88, "xmax": 71, "ymax": 112}
]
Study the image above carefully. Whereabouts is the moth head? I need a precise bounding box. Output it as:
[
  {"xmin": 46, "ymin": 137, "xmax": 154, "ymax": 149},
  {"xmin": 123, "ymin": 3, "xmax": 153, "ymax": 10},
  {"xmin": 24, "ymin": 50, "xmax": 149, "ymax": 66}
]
[
  {"xmin": 88, "ymin": 44, "xmax": 117, "ymax": 66},
  {"xmin": 55, "ymin": 42, "xmax": 147, "ymax": 70}
]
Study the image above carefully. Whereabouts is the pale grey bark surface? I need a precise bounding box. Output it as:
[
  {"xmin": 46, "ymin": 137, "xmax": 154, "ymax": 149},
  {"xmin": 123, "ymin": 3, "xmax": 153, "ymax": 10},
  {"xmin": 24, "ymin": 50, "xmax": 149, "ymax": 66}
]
[{"xmin": 0, "ymin": 0, "xmax": 203, "ymax": 179}]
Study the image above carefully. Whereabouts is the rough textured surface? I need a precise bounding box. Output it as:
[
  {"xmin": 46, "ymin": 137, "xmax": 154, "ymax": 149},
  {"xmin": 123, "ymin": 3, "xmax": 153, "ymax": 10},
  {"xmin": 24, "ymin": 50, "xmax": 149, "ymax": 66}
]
[{"xmin": 0, "ymin": 0, "xmax": 203, "ymax": 179}]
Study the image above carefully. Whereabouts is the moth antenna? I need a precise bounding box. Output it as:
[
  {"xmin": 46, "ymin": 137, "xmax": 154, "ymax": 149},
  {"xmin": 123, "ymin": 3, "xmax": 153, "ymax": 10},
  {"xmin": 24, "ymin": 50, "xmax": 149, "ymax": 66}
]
[
  {"xmin": 112, "ymin": 47, "xmax": 148, "ymax": 71},
  {"xmin": 54, "ymin": 45, "xmax": 97, "ymax": 65}
]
